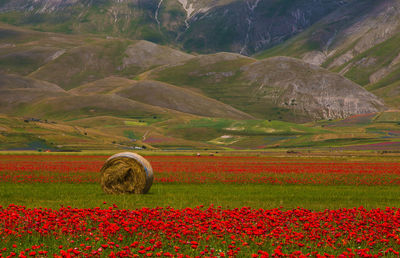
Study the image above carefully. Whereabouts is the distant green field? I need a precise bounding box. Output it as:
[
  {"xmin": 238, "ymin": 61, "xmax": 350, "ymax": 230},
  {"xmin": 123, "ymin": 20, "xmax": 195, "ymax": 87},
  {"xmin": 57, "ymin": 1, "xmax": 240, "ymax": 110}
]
[{"xmin": 124, "ymin": 120, "xmax": 148, "ymax": 126}]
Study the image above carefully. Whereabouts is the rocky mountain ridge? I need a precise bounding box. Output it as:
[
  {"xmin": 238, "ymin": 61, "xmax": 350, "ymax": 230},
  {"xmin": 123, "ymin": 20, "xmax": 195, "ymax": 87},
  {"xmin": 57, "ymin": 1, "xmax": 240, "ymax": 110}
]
[
  {"xmin": 256, "ymin": 0, "xmax": 400, "ymax": 109},
  {"xmin": 0, "ymin": 0, "xmax": 355, "ymax": 55}
]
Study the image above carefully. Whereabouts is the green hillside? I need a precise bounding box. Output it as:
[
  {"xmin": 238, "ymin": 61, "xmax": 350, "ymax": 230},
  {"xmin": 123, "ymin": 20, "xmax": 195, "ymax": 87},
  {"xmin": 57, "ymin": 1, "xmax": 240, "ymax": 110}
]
[
  {"xmin": 149, "ymin": 54, "xmax": 384, "ymax": 122},
  {"xmin": 0, "ymin": 11, "xmax": 400, "ymax": 152}
]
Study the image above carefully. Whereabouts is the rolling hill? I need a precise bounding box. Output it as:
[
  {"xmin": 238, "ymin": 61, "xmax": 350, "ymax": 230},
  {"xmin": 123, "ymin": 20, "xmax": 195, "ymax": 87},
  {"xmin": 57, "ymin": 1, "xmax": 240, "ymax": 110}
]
[
  {"xmin": 28, "ymin": 38, "xmax": 196, "ymax": 90},
  {"xmin": 0, "ymin": 1, "xmax": 399, "ymax": 151},
  {"xmin": 21, "ymin": 94, "xmax": 176, "ymax": 120},
  {"xmin": 115, "ymin": 80, "xmax": 253, "ymax": 119},
  {"xmin": 148, "ymin": 53, "xmax": 385, "ymax": 122},
  {"xmin": 0, "ymin": 72, "xmax": 68, "ymax": 112},
  {"xmin": 69, "ymin": 76, "xmax": 136, "ymax": 95}
]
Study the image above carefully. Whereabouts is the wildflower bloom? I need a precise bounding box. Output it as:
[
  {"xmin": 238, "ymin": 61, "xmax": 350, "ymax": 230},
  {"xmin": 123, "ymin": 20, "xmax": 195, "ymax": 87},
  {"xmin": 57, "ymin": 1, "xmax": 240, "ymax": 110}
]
[
  {"xmin": 0, "ymin": 205, "xmax": 399, "ymax": 256},
  {"xmin": 1, "ymin": 155, "xmax": 399, "ymax": 185}
]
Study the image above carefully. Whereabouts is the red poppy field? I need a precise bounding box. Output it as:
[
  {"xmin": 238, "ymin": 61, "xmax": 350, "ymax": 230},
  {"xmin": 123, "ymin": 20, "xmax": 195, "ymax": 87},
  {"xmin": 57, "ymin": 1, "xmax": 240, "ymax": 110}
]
[
  {"xmin": 0, "ymin": 154, "xmax": 400, "ymax": 257},
  {"xmin": 1, "ymin": 155, "xmax": 400, "ymax": 186}
]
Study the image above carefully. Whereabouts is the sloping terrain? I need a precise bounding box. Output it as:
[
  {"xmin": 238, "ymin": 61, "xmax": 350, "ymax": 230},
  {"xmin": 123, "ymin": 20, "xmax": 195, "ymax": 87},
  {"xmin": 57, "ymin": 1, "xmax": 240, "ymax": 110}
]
[
  {"xmin": 22, "ymin": 94, "xmax": 179, "ymax": 120},
  {"xmin": 28, "ymin": 38, "xmax": 195, "ymax": 90},
  {"xmin": 69, "ymin": 76, "xmax": 136, "ymax": 95},
  {"xmin": 241, "ymin": 57, "xmax": 385, "ymax": 120},
  {"xmin": 0, "ymin": 23, "xmax": 385, "ymax": 123},
  {"xmin": 148, "ymin": 54, "xmax": 385, "ymax": 122},
  {"xmin": 0, "ymin": 72, "xmax": 68, "ymax": 112},
  {"xmin": 255, "ymin": 0, "xmax": 400, "ymax": 63},
  {"xmin": 122, "ymin": 40, "xmax": 194, "ymax": 70},
  {"xmin": 68, "ymin": 77, "xmax": 252, "ymax": 119},
  {"xmin": 179, "ymin": 0, "xmax": 353, "ymax": 55},
  {"xmin": 29, "ymin": 38, "xmax": 140, "ymax": 90},
  {"xmin": 115, "ymin": 80, "xmax": 253, "ymax": 119},
  {"xmin": 0, "ymin": 23, "xmax": 390, "ymax": 122},
  {"xmin": 0, "ymin": 0, "xmax": 357, "ymax": 55},
  {"xmin": 0, "ymin": 24, "xmax": 82, "ymax": 75},
  {"xmin": 255, "ymin": 0, "xmax": 400, "ymax": 109},
  {"xmin": 0, "ymin": 24, "xmax": 197, "ymax": 91}
]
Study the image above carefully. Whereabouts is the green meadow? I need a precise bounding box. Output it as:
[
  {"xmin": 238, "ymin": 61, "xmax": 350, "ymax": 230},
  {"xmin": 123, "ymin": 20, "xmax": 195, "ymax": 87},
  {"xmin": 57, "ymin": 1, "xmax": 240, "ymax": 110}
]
[{"xmin": 1, "ymin": 183, "xmax": 400, "ymax": 211}]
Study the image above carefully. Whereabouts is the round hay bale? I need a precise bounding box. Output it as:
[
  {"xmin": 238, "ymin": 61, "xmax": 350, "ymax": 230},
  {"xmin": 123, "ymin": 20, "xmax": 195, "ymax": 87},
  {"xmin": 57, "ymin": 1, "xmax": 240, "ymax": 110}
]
[{"xmin": 100, "ymin": 152, "xmax": 153, "ymax": 194}]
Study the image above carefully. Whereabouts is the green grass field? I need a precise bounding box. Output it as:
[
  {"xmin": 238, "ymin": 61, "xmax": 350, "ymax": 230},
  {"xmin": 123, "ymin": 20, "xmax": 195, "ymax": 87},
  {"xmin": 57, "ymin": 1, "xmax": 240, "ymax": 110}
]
[{"xmin": 1, "ymin": 183, "xmax": 399, "ymax": 211}]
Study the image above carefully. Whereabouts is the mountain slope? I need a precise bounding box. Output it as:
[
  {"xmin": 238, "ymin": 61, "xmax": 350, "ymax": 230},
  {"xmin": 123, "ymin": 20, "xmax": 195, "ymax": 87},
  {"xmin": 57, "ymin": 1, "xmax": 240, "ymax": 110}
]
[
  {"xmin": 0, "ymin": 0, "xmax": 356, "ymax": 55},
  {"xmin": 0, "ymin": 24, "xmax": 83, "ymax": 76},
  {"xmin": 122, "ymin": 40, "xmax": 194, "ymax": 69},
  {"xmin": 0, "ymin": 72, "xmax": 68, "ymax": 112},
  {"xmin": 180, "ymin": 0, "xmax": 353, "ymax": 55},
  {"xmin": 255, "ymin": 0, "xmax": 400, "ymax": 108},
  {"xmin": 0, "ymin": 23, "xmax": 387, "ymax": 123},
  {"xmin": 21, "ymin": 94, "xmax": 177, "ymax": 120},
  {"xmin": 241, "ymin": 57, "xmax": 385, "ymax": 120},
  {"xmin": 67, "ymin": 76, "xmax": 252, "ymax": 119},
  {"xmin": 115, "ymin": 80, "xmax": 253, "ymax": 119},
  {"xmin": 69, "ymin": 76, "xmax": 136, "ymax": 95},
  {"xmin": 255, "ymin": 0, "xmax": 400, "ymax": 63},
  {"xmin": 28, "ymin": 38, "xmax": 195, "ymax": 90},
  {"xmin": 148, "ymin": 54, "xmax": 385, "ymax": 121}
]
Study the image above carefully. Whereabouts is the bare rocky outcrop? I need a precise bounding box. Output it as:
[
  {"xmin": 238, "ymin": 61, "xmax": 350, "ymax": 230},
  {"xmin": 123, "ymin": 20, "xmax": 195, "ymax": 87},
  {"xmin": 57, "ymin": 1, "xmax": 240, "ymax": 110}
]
[
  {"xmin": 241, "ymin": 57, "xmax": 386, "ymax": 120},
  {"xmin": 302, "ymin": 51, "xmax": 327, "ymax": 66}
]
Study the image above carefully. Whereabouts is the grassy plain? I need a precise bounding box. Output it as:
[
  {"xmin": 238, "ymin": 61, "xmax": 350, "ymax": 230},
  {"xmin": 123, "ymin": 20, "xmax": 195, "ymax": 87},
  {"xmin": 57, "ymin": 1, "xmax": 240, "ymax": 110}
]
[
  {"xmin": 1, "ymin": 152, "xmax": 400, "ymax": 211},
  {"xmin": 0, "ymin": 183, "xmax": 399, "ymax": 211}
]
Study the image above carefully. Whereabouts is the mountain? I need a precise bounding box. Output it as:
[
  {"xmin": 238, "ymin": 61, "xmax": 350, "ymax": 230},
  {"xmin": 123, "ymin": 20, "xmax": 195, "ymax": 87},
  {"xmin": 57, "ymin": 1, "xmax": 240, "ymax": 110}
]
[
  {"xmin": 179, "ymin": 0, "xmax": 353, "ymax": 55},
  {"xmin": 147, "ymin": 53, "xmax": 385, "ymax": 122},
  {"xmin": 2, "ymin": 0, "xmax": 398, "ymax": 101},
  {"xmin": 0, "ymin": 0, "xmax": 356, "ymax": 55},
  {"xmin": 29, "ymin": 38, "xmax": 194, "ymax": 90},
  {"xmin": 256, "ymin": 0, "xmax": 400, "ymax": 108},
  {"xmin": 0, "ymin": 2, "xmax": 399, "ymax": 150},
  {"xmin": 0, "ymin": 24, "xmax": 194, "ymax": 89},
  {"xmin": 0, "ymin": 23, "xmax": 384, "ymax": 122}
]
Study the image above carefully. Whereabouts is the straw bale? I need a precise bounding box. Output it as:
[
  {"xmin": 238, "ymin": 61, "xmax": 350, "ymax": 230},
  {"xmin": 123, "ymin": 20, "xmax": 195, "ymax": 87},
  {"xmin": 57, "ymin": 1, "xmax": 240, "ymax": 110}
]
[{"xmin": 100, "ymin": 152, "xmax": 153, "ymax": 194}]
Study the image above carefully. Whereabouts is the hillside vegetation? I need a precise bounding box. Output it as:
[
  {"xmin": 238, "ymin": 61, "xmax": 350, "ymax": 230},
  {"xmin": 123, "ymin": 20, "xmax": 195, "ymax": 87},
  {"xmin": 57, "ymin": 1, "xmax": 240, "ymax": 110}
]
[
  {"xmin": 149, "ymin": 54, "xmax": 385, "ymax": 122},
  {"xmin": 1, "ymin": 0, "xmax": 400, "ymax": 151},
  {"xmin": 0, "ymin": 0, "xmax": 357, "ymax": 55}
]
